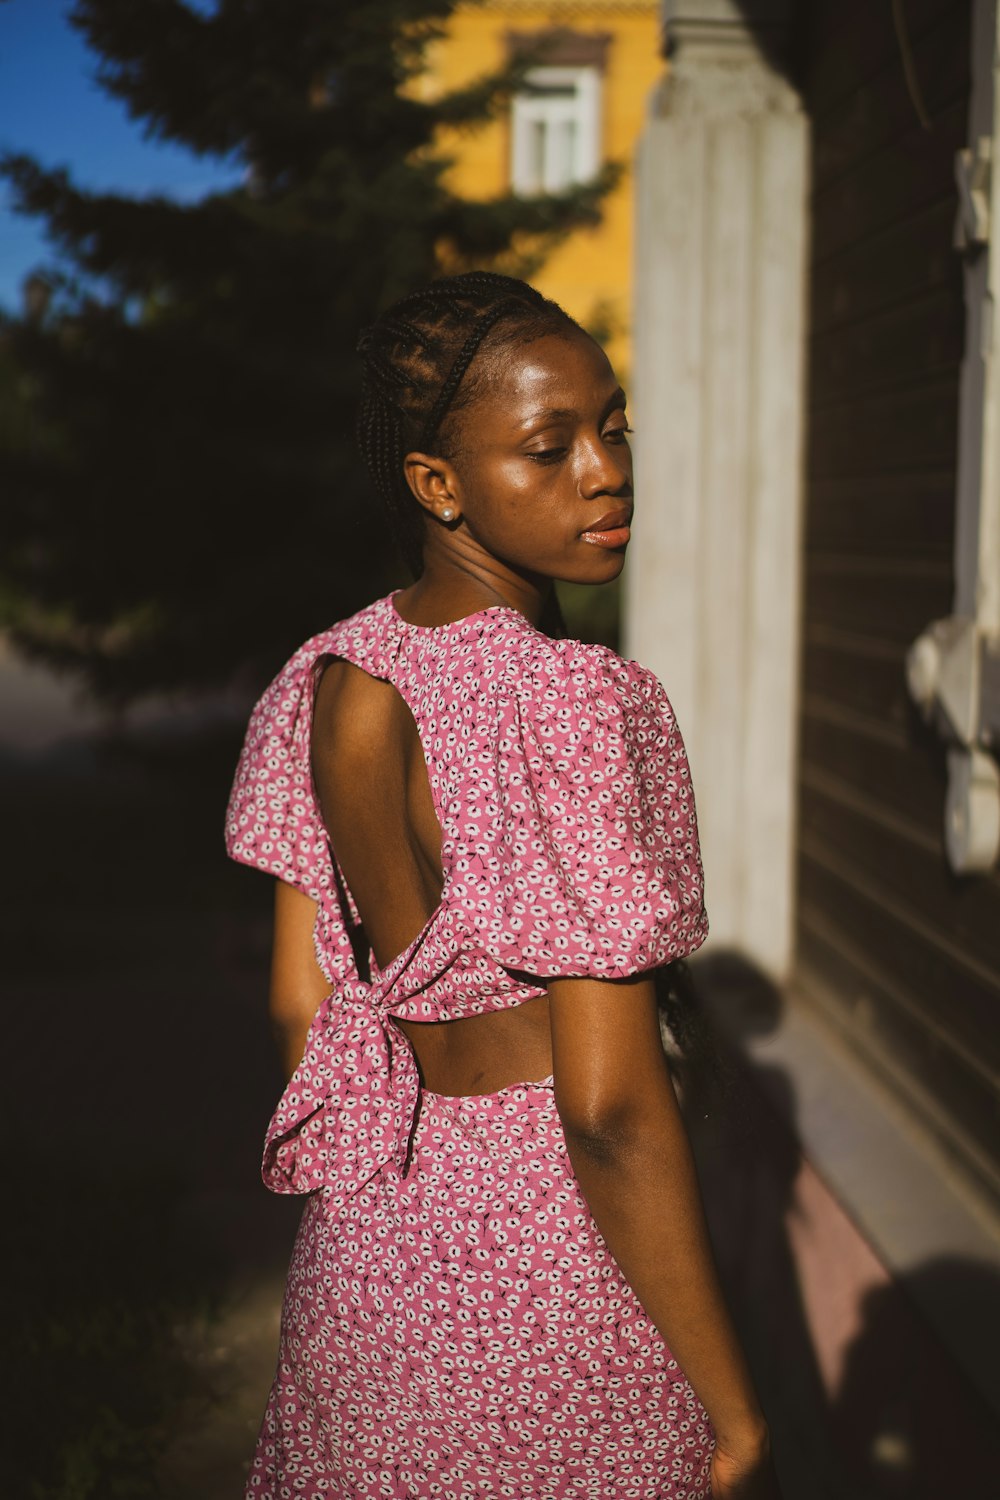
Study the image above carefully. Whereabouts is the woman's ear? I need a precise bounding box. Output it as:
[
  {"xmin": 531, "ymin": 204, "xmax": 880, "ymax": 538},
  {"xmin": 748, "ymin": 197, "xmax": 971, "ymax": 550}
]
[{"xmin": 403, "ymin": 450, "xmax": 461, "ymax": 522}]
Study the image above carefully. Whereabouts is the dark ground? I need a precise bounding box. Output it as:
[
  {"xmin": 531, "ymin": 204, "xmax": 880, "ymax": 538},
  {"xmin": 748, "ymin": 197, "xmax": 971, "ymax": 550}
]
[{"xmin": 4, "ymin": 727, "xmax": 300, "ymax": 1496}]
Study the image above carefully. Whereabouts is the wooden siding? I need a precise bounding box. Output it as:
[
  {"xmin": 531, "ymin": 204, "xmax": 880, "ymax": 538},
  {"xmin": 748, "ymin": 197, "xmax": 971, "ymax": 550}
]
[{"xmin": 797, "ymin": 0, "xmax": 1000, "ymax": 1196}]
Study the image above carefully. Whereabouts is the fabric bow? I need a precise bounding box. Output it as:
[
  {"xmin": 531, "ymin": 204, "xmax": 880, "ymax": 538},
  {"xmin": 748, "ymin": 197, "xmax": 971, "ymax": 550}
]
[{"xmin": 261, "ymin": 979, "xmax": 421, "ymax": 1216}]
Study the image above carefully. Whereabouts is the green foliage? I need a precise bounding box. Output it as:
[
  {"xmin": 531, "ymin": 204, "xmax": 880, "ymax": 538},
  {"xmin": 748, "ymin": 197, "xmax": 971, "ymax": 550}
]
[{"xmin": 0, "ymin": 0, "xmax": 614, "ymax": 703}]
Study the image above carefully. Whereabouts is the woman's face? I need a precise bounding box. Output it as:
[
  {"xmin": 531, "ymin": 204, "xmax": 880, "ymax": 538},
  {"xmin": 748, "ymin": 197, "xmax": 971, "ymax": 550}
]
[{"xmin": 414, "ymin": 329, "xmax": 634, "ymax": 586}]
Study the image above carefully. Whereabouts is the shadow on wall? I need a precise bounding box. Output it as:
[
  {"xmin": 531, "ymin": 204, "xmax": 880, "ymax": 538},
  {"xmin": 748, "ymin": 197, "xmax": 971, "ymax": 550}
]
[
  {"xmin": 683, "ymin": 951, "xmax": 844, "ymax": 1497},
  {"xmin": 832, "ymin": 1257, "xmax": 1000, "ymax": 1499},
  {"xmin": 688, "ymin": 950, "xmax": 1000, "ymax": 1498}
]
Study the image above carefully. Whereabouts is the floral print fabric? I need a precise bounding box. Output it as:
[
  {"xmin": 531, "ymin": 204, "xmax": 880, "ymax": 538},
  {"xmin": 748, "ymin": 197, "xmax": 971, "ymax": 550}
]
[
  {"xmin": 225, "ymin": 592, "xmax": 712, "ymax": 1497},
  {"xmin": 249, "ymin": 1081, "xmax": 713, "ymax": 1498}
]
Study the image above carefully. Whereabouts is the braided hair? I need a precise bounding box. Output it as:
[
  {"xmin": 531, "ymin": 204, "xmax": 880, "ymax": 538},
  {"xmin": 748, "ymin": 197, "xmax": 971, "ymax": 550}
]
[{"xmin": 356, "ymin": 271, "xmax": 582, "ymax": 578}]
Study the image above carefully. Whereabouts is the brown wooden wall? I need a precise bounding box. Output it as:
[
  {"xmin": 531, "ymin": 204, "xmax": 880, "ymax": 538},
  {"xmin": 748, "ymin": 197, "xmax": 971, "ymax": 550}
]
[{"xmin": 796, "ymin": 0, "xmax": 1000, "ymax": 1197}]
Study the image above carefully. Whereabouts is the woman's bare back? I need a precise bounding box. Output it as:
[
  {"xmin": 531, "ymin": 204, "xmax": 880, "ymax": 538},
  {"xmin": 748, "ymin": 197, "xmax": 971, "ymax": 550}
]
[{"xmin": 312, "ymin": 658, "xmax": 552, "ymax": 1095}]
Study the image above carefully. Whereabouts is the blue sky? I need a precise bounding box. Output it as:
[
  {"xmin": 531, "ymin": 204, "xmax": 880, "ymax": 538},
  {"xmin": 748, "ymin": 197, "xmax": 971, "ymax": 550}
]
[{"xmin": 0, "ymin": 0, "xmax": 239, "ymax": 311}]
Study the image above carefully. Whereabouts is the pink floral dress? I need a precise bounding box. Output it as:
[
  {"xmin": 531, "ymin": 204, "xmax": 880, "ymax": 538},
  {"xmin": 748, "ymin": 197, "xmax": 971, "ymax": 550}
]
[{"xmin": 226, "ymin": 591, "xmax": 713, "ymax": 1499}]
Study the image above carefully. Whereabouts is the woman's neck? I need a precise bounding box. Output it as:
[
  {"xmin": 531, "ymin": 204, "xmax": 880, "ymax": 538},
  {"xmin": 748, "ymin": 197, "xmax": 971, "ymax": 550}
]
[{"xmin": 396, "ymin": 558, "xmax": 552, "ymax": 629}]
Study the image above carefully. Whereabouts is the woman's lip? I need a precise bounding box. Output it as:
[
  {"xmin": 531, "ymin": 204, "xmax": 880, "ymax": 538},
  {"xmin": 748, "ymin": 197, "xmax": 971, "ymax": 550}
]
[{"xmin": 581, "ymin": 525, "xmax": 631, "ymax": 548}]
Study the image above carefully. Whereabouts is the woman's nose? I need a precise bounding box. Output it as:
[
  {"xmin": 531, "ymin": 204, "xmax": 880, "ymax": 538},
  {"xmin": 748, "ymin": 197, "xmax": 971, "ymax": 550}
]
[{"xmin": 581, "ymin": 439, "xmax": 632, "ymax": 497}]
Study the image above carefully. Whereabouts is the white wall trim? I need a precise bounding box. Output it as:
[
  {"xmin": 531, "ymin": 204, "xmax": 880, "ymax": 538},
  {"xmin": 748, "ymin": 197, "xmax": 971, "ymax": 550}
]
[{"xmin": 905, "ymin": 0, "xmax": 1000, "ymax": 874}]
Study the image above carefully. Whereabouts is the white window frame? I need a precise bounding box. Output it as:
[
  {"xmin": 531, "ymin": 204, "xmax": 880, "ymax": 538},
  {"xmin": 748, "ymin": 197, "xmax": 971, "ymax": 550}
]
[{"xmin": 510, "ymin": 66, "xmax": 602, "ymax": 196}]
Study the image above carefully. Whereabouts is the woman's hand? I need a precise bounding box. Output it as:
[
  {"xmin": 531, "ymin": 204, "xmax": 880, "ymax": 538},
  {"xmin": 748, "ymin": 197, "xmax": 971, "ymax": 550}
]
[{"xmin": 709, "ymin": 1434, "xmax": 783, "ymax": 1498}]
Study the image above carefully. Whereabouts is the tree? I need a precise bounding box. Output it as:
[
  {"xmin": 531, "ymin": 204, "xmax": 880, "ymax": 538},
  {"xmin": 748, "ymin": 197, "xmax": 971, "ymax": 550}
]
[{"xmin": 0, "ymin": 0, "xmax": 613, "ymax": 704}]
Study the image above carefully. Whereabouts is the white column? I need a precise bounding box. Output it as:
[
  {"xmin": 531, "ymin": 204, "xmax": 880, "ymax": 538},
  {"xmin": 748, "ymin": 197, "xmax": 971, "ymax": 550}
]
[{"xmin": 626, "ymin": 0, "xmax": 809, "ymax": 978}]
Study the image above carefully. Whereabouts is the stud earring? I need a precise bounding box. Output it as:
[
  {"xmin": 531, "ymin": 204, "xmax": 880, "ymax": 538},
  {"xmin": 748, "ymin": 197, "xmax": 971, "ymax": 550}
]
[{"xmin": 440, "ymin": 506, "xmax": 456, "ymax": 522}]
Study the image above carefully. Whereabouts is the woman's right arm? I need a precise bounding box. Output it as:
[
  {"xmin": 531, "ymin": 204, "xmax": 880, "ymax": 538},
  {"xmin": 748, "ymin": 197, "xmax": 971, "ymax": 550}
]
[
  {"xmin": 548, "ymin": 971, "xmax": 781, "ymax": 1499},
  {"xmin": 269, "ymin": 878, "xmax": 330, "ymax": 1081}
]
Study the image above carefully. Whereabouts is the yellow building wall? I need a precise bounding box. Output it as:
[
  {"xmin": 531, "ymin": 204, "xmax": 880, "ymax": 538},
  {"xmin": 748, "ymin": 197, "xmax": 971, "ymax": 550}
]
[{"xmin": 422, "ymin": 1, "xmax": 661, "ymax": 377}]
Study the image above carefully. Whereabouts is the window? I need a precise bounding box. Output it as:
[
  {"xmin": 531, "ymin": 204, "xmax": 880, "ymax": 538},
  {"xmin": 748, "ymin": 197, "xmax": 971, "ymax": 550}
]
[{"xmin": 510, "ymin": 66, "xmax": 601, "ymax": 196}]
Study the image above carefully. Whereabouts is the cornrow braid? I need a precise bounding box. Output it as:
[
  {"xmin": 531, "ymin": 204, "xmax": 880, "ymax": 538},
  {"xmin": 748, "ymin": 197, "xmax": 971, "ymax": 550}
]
[
  {"xmin": 356, "ymin": 271, "xmax": 581, "ymax": 577},
  {"xmin": 418, "ymin": 299, "xmax": 521, "ymax": 451}
]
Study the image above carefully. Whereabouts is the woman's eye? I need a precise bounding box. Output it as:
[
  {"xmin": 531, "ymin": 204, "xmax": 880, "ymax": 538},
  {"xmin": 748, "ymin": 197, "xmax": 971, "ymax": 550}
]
[
  {"xmin": 604, "ymin": 425, "xmax": 634, "ymax": 444},
  {"xmin": 526, "ymin": 447, "xmax": 568, "ymax": 464}
]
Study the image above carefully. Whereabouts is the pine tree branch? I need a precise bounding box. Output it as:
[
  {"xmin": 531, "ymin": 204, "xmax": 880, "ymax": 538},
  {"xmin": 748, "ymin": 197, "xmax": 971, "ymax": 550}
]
[
  {"xmin": 435, "ymin": 163, "xmax": 621, "ymax": 267},
  {"xmin": 68, "ymin": 0, "xmax": 458, "ymax": 163}
]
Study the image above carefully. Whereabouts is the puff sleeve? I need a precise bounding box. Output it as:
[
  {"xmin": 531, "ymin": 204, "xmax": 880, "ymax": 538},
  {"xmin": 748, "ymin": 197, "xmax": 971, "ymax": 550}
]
[
  {"xmin": 466, "ymin": 642, "xmax": 708, "ymax": 980},
  {"xmin": 224, "ymin": 647, "xmax": 334, "ymax": 906}
]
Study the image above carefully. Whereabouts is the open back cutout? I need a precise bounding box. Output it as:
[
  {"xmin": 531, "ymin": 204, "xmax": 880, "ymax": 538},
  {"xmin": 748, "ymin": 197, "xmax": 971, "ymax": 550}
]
[
  {"xmin": 302, "ymin": 644, "xmax": 556, "ymax": 1098},
  {"xmin": 311, "ymin": 657, "xmax": 446, "ymax": 976}
]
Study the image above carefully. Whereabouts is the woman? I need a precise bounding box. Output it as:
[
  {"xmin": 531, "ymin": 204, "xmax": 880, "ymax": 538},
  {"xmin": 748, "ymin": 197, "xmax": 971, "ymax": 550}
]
[{"xmin": 226, "ymin": 272, "xmax": 778, "ymax": 1499}]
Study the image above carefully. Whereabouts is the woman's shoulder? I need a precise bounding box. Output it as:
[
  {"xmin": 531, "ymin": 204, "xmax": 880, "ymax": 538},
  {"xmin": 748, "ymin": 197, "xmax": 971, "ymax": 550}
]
[
  {"xmin": 246, "ymin": 594, "xmax": 406, "ymax": 709},
  {"xmin": 464, "ymin": 619, "xmax": 706, "ymax": 979},
  {"xmin": 276, "ymin": 594, "xmax": 397, "ymax": 674},
  {"xmin": 498, "ymin": 617, "xmax": 664, "ymax": 719},
  {"xmin": 252, "ymin": 594, "xmax": 666, "ymax": 726}
]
